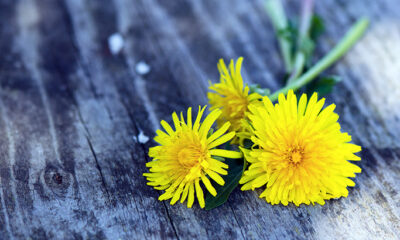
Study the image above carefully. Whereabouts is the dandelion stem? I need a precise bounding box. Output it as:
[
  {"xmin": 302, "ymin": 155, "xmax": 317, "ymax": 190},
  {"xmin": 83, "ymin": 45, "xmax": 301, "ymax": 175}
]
[
  {"xmin": 265, "ymin": 0, "xmax": 293, "ymax": 72},
  {"xmin": 286, "ymin": 0, "xmax": 314, "ymax": 85},
  {"xmin": 269, "ymin": 18, "xmax": 369, "ymax": 101}
]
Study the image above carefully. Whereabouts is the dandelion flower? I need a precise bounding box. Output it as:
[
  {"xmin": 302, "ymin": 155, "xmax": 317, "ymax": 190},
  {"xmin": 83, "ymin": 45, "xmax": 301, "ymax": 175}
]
[
  {"xmin": 240, "ymin": 90, "xmax": 362, "ymax": 206},
  {"xmin": 144, "ymin": 106, "xmax": 243, "ymax": 208},
  {"xmin": 208, "ymin": 57, "xmax": 262, "ymax": 144}
]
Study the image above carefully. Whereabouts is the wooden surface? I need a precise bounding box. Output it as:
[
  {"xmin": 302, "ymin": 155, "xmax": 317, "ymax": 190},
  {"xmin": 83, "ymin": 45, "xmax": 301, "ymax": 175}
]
[{"xmin": 0, "ymin": 0, "xmax": 399, "ymax": 239}]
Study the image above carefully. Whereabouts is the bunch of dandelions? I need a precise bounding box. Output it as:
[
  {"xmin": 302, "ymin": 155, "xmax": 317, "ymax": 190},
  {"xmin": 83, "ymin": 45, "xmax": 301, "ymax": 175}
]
[
  {"xmin": 144, "ymin": 0, "xmax": 368, "ymax": 209},
  {"xmin": 206, "ymin": 58, "xmax": 362, "ymax": 207}
]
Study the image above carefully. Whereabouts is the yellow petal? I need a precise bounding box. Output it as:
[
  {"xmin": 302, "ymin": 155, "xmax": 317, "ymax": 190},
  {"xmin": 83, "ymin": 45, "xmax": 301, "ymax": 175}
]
[
  {"xmin": 209, "ymin": 149, "xmax": 242, "ymax": 159},
  {"xmin": 187, "ymin": 107, "xmax": 192, "ymax": 129},
  {"xmin": 193, "ymin": 106, "xmax": 206, "ymax": 132},
  {"xmin": 206, "ymin": 170, "xmax": 225, "ymax": 185},
  {"xmin": 199, "ymin": 109, "xmax": 221, "ymax": 140},
  {"xmin": 187, "ymin": 183, "xmax": 195, "ymax": 208},
  {"xmin": 207, "ymin": 122, "xmax": 231, "ymax": 144},
  {"xmin": 172, "ymin": 112, "xmax": 181, "ymax": 131},
  {"xmin": 160, "ymin": 120, "xmax": 174, "ymax": 135},
  {"xmin": 201, "ymin": 175, "xmax": 217, "ymax": 196},
  {"xmin": 208, "ymin": 131, "xmax": 236, "ymax": 149},
  {"xmin": 195, "ymin": 179, "xmax": 205, "ymax": 208}
]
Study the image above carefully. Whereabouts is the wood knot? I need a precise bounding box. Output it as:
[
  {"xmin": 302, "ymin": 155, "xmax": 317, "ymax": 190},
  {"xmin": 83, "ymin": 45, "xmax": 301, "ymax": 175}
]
[
  {"xmin": 53, "ymin": 172, "xmax": 63, "ymax": 184},
  {"xmin": 43, "ymin": 164, "xmax": 72, "ymax": 197}
]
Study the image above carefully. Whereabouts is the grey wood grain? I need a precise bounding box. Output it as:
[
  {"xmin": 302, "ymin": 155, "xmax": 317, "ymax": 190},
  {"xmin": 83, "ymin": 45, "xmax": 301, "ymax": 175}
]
[{"xmin": 0, "ymin": 0, "xmax": 398, "ymax": 239}]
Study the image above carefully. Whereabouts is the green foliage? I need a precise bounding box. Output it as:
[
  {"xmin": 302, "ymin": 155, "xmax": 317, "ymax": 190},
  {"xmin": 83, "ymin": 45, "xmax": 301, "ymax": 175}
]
[
  {"xmin": 277, "ymin": 22, "xmax": 297, "ymax": 45},
  {"xmin": 310, "ymin": 15, "xmax": 325, "ymax": 41},
  {"xmin": 205, "ymin": 157, "xmax": 245, "ymax": 210},
  {"xmin": 306, "ymin": 75, "xmax": 341, "ymax": 96},
  {"xmin": 249, "ymin": 84, "xmax": 270, "ymax": 96},
  {"xmin": 278, "ymin": 15, "xmax": 325, "ymax": 63},
  {"xmin": 305, "ymin": 15, "xmax": 325, "ymax": 68},
  {"xmin": 300, "ymin": 36, "xmax": 315, "ymax": 60}
]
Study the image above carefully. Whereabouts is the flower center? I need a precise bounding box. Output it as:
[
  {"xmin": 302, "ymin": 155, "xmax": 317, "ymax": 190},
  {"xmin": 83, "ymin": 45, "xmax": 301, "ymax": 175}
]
[
  {"xmin": 290, "ymin": 151, "xmax": 302, "ymax": 163},
  {"xmin": 178, "ymin": 147, "xmax": 201, "ymax": 168},
  {"xmin": 287, "ymin": 147, "xmax": 304, "ymax": 164}
]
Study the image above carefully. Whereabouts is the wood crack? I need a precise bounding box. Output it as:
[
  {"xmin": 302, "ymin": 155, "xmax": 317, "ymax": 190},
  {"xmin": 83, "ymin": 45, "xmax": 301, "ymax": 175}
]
[{"xmin": 85, "ymin": 135, "xmax": 112, "ymax": 204}]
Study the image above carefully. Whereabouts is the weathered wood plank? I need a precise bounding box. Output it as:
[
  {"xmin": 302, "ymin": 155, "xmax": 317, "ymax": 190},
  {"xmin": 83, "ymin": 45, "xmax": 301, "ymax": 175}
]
[
  {"xmin": 0, "ymin": 0, "xmax": 398, "ymax": 239},
  {"xmin": 112, "ymin": 0, "xmax": 248, "ymax": 239}
]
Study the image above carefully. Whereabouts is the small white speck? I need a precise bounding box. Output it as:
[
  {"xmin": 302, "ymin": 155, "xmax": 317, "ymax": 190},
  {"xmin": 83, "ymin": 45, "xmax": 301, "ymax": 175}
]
[
  {"xmin": 108, "ymin": 33, "xmax": 124, "ymax": 55},
  {"xmin": 135, "ymin": 61, "xmax": 151, "ymax": 75},
  {"xmin": 134, "ymin": 131, "xmax": 149, "ymax": 144}
]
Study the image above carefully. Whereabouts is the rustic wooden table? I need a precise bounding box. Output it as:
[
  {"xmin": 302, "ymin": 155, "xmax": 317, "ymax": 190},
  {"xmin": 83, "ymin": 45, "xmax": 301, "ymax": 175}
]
[{"xmin": 0, "ymin": 0, "xmax": 399, "ymax": 239}]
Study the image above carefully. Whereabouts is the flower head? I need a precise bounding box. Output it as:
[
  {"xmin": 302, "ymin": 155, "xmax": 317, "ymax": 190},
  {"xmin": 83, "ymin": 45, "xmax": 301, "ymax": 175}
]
[
  {"xmin": 208, "ymin": 57, "xmax": 262, "ymax": 144},
  {"xmin": 145, "ymin": 106, "xmax": 242, "ymax": 208},
  {"xmin": 240, "ymin": 90, "xmax": 361, "ymax": 206}
]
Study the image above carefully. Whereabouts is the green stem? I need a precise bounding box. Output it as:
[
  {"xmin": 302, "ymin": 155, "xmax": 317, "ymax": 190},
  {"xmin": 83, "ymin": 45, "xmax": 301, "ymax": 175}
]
[
  {"xmin": 286, "ymin": 0, "xmax": 314, "ymax": 85},
  {"xmin": 269, "ymin": 18, "xmax": 369, "ymax": 101},
  {"xmin": 286, "ymin": 48, "xmax": 306, "ymax": 84},
  {"xmin": 265, "ymin": 0, "xmax": 293, "ymax": 72}
]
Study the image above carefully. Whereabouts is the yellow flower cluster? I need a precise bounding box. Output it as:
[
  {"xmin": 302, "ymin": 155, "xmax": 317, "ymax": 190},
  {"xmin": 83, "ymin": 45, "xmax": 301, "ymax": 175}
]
[
  {"xmin": 207, "ymin": 58, "xmax": 361, "ymax": 206},
  {"xmin": 144, "ymin": 57, "xmax": 361, "ymax": 208}
]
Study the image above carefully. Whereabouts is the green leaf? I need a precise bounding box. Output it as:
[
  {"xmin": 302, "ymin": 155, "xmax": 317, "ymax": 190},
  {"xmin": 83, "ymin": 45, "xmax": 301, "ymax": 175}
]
[
  {"xmin": 305, "ymin": 15, "xmax": 325, "ymax": 68},
  {"xmin": 277, "ymin": 26, "xmax": 296, "ymax": 42},
  {"xmin": 310, "ymin": 15, "xmax": 325, "ymax": 41},
  {"xmin": 306, "ymin": 75, "xmax": 341, "ymax": 96},
  {"xmin": 277, "ymin": 21, "xmax": 297, "ymax": 46},
  {"xmin": 205, "ymin": 157, "xmax": 245, "ymax": 210},
  {"xmin": 301, "ymin": 36, "xmax": 314, "ymax": 53}
]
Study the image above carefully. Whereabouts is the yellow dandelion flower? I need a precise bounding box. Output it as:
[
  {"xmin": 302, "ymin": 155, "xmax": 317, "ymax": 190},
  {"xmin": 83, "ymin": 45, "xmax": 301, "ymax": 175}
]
[
  {"xmin": 144, "ymin": 106, "xmax": 243, "ymax": 208},
  {"xmin": 239, "ymin": 90, "xmax": 362, "ymax": 206},
  {"xmin": 208, "ymin": 57, "xmax": 262, "ymax": 144}
]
